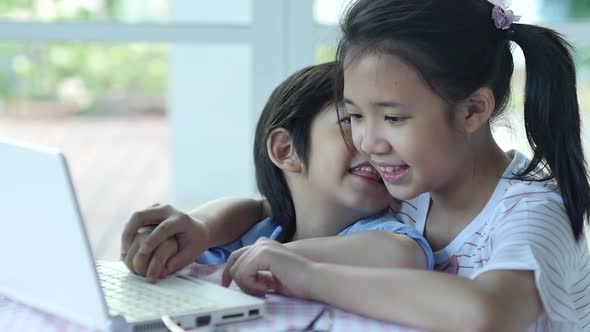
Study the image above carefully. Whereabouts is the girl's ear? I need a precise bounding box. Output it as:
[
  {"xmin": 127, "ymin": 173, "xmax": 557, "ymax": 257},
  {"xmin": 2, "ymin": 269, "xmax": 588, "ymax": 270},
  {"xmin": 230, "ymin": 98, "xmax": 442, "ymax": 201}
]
[
  {"xmin": 266, "ymin": 128, "xmax": 303, "ymax": 173},
  {"xmin": 457, "ymin": 87, "xmax": 496, "ymax": 134}
]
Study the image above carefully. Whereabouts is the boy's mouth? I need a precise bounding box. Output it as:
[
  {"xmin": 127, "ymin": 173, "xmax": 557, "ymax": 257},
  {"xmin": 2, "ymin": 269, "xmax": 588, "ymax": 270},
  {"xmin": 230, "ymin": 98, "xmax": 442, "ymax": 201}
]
[{"xmin": 349, "ymin": 165, "xmax": 385, "ymax": 184}]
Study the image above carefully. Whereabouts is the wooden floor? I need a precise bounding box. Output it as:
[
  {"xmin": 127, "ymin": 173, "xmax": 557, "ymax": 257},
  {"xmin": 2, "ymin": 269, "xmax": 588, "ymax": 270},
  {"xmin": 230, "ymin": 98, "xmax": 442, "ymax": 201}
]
[{"xmin": 0, "ymin": 115, "xmax": 170, "ymax": 260}]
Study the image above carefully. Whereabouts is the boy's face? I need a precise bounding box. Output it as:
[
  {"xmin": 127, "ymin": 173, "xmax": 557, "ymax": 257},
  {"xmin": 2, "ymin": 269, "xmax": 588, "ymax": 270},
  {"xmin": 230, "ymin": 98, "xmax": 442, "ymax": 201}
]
[{"xmin": 303, "ymin": 106, "xmax": 392, "ymax": 215}]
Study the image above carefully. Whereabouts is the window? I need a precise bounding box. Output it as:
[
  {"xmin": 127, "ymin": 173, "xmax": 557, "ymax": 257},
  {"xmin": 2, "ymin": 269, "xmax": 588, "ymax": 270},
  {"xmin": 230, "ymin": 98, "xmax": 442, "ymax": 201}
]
[{"xmin": 0, "ymin": 0, "xmax": 256, "ymax": 261}]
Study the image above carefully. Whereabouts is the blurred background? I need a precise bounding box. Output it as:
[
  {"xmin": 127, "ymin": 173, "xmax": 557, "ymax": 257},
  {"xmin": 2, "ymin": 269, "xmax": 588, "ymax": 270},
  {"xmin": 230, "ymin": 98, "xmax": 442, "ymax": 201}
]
[{"xmin": 0, "ymin": 0, "xmax": 588, "ymax": 260}]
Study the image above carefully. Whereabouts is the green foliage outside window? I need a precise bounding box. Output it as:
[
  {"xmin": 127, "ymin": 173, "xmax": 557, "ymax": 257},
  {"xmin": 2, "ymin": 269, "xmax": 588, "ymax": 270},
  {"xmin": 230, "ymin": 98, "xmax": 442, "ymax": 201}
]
[
  {"xmin": 0, "ymin": 0, "xmax": 588, "ymax": 116},
  {"xmin": 0, "ymin": 0, "xmax": 169, "ymax": 116},
  {"xmin": 542, "ymin": 0, "xmax": 590, "ymax": 20}
]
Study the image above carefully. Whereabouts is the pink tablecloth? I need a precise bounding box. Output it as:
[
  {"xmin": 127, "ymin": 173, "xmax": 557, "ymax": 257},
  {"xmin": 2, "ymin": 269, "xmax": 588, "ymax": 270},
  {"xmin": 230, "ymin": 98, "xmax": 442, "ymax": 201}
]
[{"xmin": 0, "ymin": 263, "xmax": 422, "ymax": 332}]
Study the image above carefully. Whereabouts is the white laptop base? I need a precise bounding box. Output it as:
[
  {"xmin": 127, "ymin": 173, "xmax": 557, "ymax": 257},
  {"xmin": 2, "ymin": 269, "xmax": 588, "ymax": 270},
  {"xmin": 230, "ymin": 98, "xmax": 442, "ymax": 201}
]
[
  {"xmin": 0, "ymin": 137, "xmax": 264, "ymax": 332},
  {"xmin": 98, "ymin": 262, "xmax": 264, "ymax": 332}
]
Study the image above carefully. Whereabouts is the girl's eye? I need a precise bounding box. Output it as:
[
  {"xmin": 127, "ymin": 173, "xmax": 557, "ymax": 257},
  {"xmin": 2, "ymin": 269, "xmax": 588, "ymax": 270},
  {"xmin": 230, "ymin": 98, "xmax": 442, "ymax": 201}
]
[
  {"xmin": 339, "ymin": 115, "xmax": 351, "ymax": 124},
  {"xmin": 385, "ymin": 116, "xmax": 407, "ymax": 124}
]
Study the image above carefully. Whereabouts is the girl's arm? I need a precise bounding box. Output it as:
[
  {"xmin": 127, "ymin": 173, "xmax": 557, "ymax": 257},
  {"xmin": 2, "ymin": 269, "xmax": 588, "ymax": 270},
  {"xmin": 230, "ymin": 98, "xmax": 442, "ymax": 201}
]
[
  {"xmin": 222, "ymin": 239, "xmax": 542, "ymax": 332},
  {"xmin": 285, "ymin": 231, "xmax": 428, "ymax": 269},
  {"xmin": 306, "ymin": 263, "xmax": 541, "ymax": 332}
]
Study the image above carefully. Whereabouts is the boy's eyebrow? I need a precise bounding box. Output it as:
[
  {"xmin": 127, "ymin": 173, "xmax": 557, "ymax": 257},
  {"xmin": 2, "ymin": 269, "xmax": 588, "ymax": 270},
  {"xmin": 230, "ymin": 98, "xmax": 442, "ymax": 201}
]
[{"xmin": 343, "ymin": 98, "xmax": 355, "ymax": 105}]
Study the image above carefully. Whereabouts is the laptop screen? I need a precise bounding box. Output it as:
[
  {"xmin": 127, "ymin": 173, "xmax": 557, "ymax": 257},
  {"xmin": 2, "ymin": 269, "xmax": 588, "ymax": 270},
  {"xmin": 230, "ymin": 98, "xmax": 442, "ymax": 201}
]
[{"xmin": 0, "ymin": 138, "xmax": 109, "ymax": 330}]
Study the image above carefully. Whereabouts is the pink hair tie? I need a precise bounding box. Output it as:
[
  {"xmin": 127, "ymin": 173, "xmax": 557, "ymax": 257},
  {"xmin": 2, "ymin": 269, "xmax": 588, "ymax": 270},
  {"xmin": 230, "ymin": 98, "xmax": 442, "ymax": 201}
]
[{"xmin": 490, "ymin": 2, "xmax": 521, "ymax": 30}]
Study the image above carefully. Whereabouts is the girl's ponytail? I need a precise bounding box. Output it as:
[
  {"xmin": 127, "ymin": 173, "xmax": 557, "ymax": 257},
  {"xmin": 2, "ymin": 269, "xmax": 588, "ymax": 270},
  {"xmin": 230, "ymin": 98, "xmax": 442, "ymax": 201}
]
[{"xmin": 510, "ymin": 24, "xmax": 589, "ymax": 240}]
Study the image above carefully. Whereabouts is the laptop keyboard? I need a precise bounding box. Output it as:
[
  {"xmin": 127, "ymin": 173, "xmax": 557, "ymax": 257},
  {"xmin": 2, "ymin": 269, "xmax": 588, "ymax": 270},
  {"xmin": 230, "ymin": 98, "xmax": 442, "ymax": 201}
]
[{"xmin": 97, "ymin": 265, "xmax": 215, "ymax": 321}]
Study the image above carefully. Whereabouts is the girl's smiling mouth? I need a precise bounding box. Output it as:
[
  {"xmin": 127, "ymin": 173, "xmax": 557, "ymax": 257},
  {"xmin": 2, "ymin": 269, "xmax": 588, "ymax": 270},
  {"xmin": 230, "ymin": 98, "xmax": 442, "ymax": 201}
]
[{"xmin": 372, "ymin": 162, "xmax": 410, "ymax": 185}]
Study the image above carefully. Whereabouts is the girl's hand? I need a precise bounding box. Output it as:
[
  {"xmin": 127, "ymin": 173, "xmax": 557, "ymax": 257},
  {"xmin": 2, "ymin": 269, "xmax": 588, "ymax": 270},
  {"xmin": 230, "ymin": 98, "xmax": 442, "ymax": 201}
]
[
  {"xmin": 121, "ymin": 204, "xmax": 211, "ymax": 281},
  {"xmin": 221, "ymin": 238, "xmax": 314, "ymax": 299}
]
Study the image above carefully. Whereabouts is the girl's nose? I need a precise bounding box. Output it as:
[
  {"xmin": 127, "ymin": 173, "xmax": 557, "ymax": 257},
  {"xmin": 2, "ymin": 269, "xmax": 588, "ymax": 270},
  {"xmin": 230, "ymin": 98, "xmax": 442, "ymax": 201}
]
[{"xmin": 356, "ymin": 123, "xmax": 391, "ymax": 155}]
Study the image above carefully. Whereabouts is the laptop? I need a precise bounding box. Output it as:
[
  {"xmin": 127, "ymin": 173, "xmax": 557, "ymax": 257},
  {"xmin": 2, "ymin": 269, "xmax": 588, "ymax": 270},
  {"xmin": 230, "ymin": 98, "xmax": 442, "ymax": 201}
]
[{"xmin": 0, "ymin": 137, "xmax": 265, "ymax": 332}]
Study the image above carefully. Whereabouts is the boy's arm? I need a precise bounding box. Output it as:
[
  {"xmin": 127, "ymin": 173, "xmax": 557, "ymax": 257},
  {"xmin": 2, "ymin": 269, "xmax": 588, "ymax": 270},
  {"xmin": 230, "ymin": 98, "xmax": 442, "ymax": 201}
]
[
  {"xmin": 285, "ymin": 231, "xmax": 428, "ymax": 269},
  {"xmin": 121, "ymin": 197, "xmax": 267, "ymax": 278},
  {"xmin": 186, "ymin": 197, "xmax": 270, "ymax": 247}
]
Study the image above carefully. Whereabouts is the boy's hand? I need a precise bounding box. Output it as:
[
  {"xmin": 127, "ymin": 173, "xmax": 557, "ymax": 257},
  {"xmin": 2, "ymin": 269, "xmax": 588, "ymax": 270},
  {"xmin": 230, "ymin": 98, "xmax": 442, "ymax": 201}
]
[
  {"xmin": 121, "ymin": 204, "xmax": 211, "ymax": 280},
  {"xmin": 123, "ymin": 227, "xmax": 179, "ymax": 282},
  {"xmin": 221, "ymin": 238, "xmax": 314, "ymax": 299}
]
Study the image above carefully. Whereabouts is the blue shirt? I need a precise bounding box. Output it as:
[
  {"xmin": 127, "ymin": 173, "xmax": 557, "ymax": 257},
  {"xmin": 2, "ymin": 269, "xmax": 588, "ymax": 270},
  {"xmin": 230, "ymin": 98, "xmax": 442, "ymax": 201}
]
[{"xmin": 196, "ymin": 213, "xmax": 435, "ymax": 270}]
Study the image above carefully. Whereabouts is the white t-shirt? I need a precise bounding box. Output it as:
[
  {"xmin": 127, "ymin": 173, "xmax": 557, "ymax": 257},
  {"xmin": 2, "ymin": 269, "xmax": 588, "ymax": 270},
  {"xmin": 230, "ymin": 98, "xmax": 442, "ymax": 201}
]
[{"xmin": 397, "ymin": 151, "xmax": 590, "ymax": 331}]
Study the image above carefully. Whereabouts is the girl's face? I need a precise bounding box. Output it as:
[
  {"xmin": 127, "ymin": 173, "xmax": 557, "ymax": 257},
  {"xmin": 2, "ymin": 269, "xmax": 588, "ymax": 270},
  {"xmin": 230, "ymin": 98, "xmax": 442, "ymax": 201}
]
[
  {"xmin": 303, "ymin": 105, "xmax": 392, "ymax": 215},
  {"xmin": 343, "ymin": 53, "xmax": 468, "ymax": 200}
]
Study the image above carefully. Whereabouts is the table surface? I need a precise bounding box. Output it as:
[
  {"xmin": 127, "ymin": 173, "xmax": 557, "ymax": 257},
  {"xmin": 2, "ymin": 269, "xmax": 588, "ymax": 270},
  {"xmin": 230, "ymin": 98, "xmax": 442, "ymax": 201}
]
[{"xmin": 0, "ymin": 263, "xmax": 422, "ymax": 332}]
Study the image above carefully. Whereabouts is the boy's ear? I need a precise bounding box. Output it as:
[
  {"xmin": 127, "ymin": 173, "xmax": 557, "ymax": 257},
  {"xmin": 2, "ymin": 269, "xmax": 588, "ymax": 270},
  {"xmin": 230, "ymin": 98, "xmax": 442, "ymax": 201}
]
[
  {"xmin": 266, "ymin": 128, "xmax": 303, "ymax": 173},
  {"xmin": 457, "ymin": 87, "xmax": 495, "ymax": 134}
]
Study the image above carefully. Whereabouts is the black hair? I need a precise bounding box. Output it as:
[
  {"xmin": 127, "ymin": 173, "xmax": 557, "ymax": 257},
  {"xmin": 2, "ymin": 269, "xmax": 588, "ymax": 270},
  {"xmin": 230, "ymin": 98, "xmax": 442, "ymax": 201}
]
[
  {"xmin": 254, "ymin": 62, "xmax": 337, "ymax": 242},
  {"xmin": 336, "ymin": 0, "xmax": 589, "ymax": 240}
]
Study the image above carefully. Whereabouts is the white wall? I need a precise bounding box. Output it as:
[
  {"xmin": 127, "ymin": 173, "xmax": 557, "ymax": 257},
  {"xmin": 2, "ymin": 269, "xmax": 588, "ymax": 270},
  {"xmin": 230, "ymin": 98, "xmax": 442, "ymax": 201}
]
[{"xmin": 169, "ymin": 0, "xmax": 314, "ymax": 207}]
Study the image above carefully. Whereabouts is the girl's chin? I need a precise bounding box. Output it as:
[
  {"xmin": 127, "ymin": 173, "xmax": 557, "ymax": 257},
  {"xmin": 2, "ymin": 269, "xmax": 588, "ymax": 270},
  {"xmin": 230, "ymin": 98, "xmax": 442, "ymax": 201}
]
[{"xmin": 383, "ymin": 184, "xmax": 421, "ymax": 201}]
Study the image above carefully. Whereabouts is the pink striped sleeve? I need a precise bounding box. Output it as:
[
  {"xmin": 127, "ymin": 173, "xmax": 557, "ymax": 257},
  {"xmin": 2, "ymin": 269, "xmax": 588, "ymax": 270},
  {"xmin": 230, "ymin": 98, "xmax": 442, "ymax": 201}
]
[{"xmin": 471, "ymin": 195, "xmax": 590, "ymax": 328}]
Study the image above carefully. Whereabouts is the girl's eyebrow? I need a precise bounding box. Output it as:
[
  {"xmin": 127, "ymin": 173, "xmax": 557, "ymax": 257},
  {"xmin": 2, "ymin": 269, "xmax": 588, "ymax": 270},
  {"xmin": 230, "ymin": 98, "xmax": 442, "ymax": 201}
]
[
  {"xmin": 343, "ymin": 97, "xmax": 405, "ymax": 109},
  {"xmin": 373, "ymin": 100, "xmax": 405, "ymax": 109}
]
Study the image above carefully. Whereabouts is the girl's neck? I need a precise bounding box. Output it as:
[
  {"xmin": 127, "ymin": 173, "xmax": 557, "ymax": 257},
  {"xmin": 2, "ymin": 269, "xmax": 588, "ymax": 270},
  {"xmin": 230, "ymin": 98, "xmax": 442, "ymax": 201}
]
[
  {"xmin": 426, "ymin": 137, "xmax": 511, "ymax": 250},
  {"xmin": 432, "ymin": 129, "xmax": 511, "ymax": 210},
  {"xmin": 433, "ymin": 148, "xmax": 509, "ymax": 209}
]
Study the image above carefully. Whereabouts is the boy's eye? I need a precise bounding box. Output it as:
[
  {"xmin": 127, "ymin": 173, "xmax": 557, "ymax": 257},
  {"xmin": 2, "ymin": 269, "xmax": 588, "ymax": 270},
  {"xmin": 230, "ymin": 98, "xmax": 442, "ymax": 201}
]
[
  {"xmin": 339, "ymin": 113, "xmax": 361, "ymax": 124},
  {"xmin": 348, "ymin": 113, "xmax": 362, "ymax": 121}
]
